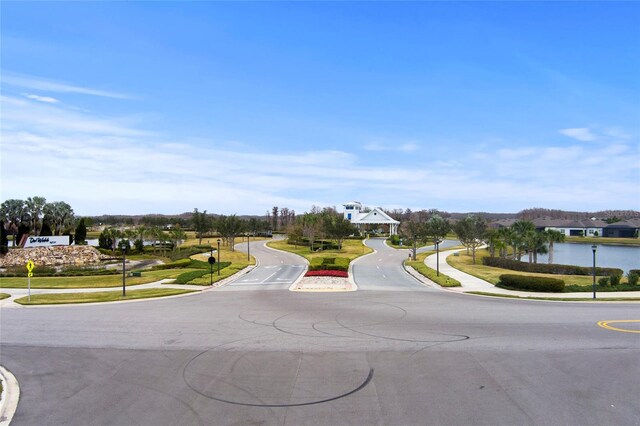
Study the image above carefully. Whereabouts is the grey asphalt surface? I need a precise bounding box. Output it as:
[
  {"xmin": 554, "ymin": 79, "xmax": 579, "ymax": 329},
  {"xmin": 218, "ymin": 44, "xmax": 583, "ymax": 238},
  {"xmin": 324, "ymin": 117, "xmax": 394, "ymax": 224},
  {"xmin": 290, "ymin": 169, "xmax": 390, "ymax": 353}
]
[
  {"xmin": 353, "ymin": 238, "xmax": 458, "ymax": 291},
  {"xmin": 1, "ymin": 238, "xmax": 639, "ymax": 425},
  {"xmin": 220, "ymin": 240, "xmax": 306, "ymax": 291}
]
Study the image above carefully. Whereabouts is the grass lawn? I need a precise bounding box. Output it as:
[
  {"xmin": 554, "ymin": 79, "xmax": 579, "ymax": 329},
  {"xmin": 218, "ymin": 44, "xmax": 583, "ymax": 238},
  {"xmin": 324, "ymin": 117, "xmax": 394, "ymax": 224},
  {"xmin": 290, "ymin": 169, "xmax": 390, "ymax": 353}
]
[
  {"xmin": 467, "ymin": 291, "xmax": 640, "ymax": 302},
  {"xmin": 14, "ymin": 288, "xmax": 197, "ymax": 305},
  {"xmin": 184, "ymin": 246, "xmax": 255, "ymax": 285},
  {"xmin": 566, "ymin": 236, "xmax": 640, "ymax": 246},
  {"xmin": 447, "ymin": 249, "xmax": 636, "ymax": 291},
  {"xmin": 267, "ymin": 238, "xmax": 373, "ymax": 262},
  {"xmin": 0, "ymin": 273, "xmax": 162, "ymax": 289},
  {"xmin": 0, "ymin": 293, "xmax": 10, "ymax": 300},
  {"xmin": 405, "ymin": 250, "xmax": 461, "ymax": 287}
]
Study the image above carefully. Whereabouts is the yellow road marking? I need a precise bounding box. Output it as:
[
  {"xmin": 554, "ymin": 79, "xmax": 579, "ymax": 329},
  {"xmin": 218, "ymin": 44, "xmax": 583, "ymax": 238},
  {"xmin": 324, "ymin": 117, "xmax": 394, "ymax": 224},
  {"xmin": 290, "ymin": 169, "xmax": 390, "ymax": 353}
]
[{"xmin": 597, "ymin": 320, "xmax": 640, "ymax": 334}]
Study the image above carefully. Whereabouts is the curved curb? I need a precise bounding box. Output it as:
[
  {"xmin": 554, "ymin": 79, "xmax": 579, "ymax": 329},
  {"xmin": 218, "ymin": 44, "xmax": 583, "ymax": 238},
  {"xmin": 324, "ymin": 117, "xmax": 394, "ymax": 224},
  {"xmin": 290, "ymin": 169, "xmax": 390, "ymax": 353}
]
[{"xmin": 0, "ymin": 365, "xmax": 20, "ymax": 426}]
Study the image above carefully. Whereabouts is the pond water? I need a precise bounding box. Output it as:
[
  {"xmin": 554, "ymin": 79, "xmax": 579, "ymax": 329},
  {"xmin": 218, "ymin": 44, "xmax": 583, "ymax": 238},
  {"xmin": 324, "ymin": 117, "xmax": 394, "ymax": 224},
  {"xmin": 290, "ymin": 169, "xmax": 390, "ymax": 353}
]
[{"xmin": 521, "ymin": 243, "xmax": 640, "ymax": 273}]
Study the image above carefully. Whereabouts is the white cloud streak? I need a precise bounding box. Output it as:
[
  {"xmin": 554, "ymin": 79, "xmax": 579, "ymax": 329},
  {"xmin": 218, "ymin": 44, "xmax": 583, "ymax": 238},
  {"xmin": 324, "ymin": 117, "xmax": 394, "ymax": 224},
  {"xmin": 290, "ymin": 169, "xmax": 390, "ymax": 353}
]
[
  {"xmin": 3, "ymin": 72, "xmax": 133, "ymax": 99},
  {"xmin": 559, "ymin": 127, "xmax": 597, "ymax": 142},
  {"xmin": 1, "ymin": 94, "xmax": 638, "ymax": 215},
  {"xmin": 21, "ymin": 93, "xmax": 59, "ymax": 103}
]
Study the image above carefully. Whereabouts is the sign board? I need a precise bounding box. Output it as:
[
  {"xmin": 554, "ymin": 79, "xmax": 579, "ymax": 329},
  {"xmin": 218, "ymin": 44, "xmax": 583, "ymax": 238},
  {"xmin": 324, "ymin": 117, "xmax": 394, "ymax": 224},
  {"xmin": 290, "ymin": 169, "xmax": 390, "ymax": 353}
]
[
  {"xmin": 208, "ymin": 256, "xmax": 216, "ymax": 265},
  {"xmin": 24, "ymin": 236, "xmax": 70, "ymax": 248}
]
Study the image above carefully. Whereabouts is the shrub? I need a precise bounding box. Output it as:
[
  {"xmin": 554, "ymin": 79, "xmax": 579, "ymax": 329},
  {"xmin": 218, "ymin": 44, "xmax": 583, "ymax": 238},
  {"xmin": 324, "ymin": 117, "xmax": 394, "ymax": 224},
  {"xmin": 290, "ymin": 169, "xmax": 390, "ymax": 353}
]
[
  {"xmin": 629, "ymin": 269, "xmax": 640, "ymax": 277},
  {"xmin": 175, "ymin": 269, "xmax": 211, "ymax": 284},
  {"xmin": 305, "ymin": 270, "xmax": 348, "ymax": 278},
  {"xmin": 628, "ymin": 272, "xmax": 639, "ymax": 286},
  {"xmin": 598, "ymin": 277, "xmax": 610, "ymax": 287},
  {"xmin": 609, "ymin": 273, "xmax": 622, "ymax": 286},
  {"xmin": 483, "ymin": 257, "xmax": 622, "ymax": 277},
  {"xmin": 498, "ymin": 274, "xmax": 565, "ymax": 292},
  {"xmin": 308, "ymin": 257, "xmax": 350, "ymax": 272}
]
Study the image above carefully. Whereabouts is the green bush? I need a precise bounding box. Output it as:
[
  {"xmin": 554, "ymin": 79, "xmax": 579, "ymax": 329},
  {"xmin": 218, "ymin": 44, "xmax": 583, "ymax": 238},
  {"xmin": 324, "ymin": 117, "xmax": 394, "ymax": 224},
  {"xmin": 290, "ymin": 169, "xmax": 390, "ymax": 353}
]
[
  {"xmin": 175, "ymin": 269, "xmax": 210, "ymax": 284},
  {"xmin": 483, "ymin": 257, "xmax": 622, "ymax": 277},
  {"xmin": 629, "ymin": 269, "xmax": 640, "ymax": 277},
  {"xmin": 609, "ymin": 273, "xmax": 622, "ymax": 286},
  {"xmin": 308, "ymin": 257, "xmax": 350, "ymax": 272},
  {"xmin": 598, "ymin": 277, "xmax": 610, "ymax": 287},
  {"xmin": 498, "ymin": 274, "xmax": 565, "ymax": 292},
  {"xmin": 628, "ymin": 272, "xmax": 639, "ymax": 286}
]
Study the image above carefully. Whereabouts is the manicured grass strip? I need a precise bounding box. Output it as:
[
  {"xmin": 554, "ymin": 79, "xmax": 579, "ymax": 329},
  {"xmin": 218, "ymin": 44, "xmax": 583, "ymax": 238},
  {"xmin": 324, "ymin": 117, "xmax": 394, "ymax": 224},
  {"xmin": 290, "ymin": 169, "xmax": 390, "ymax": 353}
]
[
  {"xmin": 447, "ymin": 250, "xmax": 614, "ymax": 288},
  {"xmin": 0, "ymin": 293, "xmax": 10, "ymax": 300},
  {"xmin": 0, "ymin": 274, "xmax": 160, "ymax": 289},
  {"xmin": 267, "ymin": 238, "xmax": 372, "ymax": 262},
  {"xmin": 565, "ymin": 236, "xmax": 640, "ymax": 246},
  {"xmin": 405, "ymin": 251, "xmax": 460, "ymax": 287},
  {"xmin": 14, "ymin": 288, "xmax": 197, "ymax": 305},
  {"xmin": 467, "ymin": 291, "xmax": 640, "ymax": 302},
  {"xmin": 187, "ymin": 263, "xmax": 251, "ymax": 285}
]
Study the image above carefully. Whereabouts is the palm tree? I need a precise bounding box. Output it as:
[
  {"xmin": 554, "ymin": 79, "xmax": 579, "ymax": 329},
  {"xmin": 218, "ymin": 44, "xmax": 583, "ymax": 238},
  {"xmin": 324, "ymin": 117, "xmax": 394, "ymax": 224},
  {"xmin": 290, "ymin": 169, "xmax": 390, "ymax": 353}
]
[
  {"xmin": 546, "ymin": 229, "xmax": 565, "ymax": 264},
  {"xmin": 25, "ymin": 196, "xmax": 46, "ymax": 236},
  {"xmin": 511, "ymin": 220, "xmax": 536, "ymax": 261},
  {"xmin": 170, "ymin": 227, "xmax": 186, "ymax": 252}
]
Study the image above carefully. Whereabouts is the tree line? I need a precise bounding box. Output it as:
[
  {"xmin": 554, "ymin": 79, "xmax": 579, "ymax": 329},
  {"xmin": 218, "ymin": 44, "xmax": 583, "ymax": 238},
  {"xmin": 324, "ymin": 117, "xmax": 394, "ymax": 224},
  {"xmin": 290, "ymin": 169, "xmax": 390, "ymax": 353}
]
[{"xmin": 398, "ymin": 213, "xmax": 566, "ymax": 265}]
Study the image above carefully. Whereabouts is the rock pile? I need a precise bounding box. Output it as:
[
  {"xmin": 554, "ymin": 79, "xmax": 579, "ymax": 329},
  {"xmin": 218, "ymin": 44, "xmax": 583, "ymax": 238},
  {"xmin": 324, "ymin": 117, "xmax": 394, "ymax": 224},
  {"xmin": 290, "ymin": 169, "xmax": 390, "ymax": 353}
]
[{"xmin": 0, "ymin": 246, "xmax": 112, "ymax": 268}]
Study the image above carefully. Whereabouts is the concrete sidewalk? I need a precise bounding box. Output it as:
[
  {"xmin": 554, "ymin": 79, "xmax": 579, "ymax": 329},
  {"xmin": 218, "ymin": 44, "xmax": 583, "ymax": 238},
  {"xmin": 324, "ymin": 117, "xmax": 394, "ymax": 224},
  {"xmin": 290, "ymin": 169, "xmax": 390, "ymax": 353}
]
[{"xmin": 424, "ymin": 249, "xmax": 640, "ymax": 300}]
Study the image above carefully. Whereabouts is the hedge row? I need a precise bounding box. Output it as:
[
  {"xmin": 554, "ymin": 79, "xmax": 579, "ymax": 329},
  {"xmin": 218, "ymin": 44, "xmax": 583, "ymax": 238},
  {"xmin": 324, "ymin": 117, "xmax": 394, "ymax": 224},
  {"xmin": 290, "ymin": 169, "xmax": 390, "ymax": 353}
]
[
  {"xmin": 287, "ymin": 239, "xmax": 339, "ymax": 251},
  {"xmin": 174, "ymin": 262, "xmax": 232, "ymax": 284},
  {"xmin": 498, "ymin": 274, "xmax": 565, "ymax": 292},
  {"xmin": 483, "ymin": 257, "xmax": 623, "ymax": 277},
  {"xmin": 308, "ymin": 257, "xmax": 350, "ymax": 272}
]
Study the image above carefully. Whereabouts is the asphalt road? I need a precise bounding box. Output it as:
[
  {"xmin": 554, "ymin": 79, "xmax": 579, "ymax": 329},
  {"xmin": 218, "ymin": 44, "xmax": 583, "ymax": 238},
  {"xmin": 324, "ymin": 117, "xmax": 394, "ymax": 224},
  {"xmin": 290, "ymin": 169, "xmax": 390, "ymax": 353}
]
[
  {"xmin": 352, "ymin": 238, "xmax": 459, "ymax": 291},
  {"xmin": 220, "ymin": 240, "xmax": 306, "ymax": 291},
  {"xmin": 1, "ymin": 238, "xmax": 639, "ymax": 425}
]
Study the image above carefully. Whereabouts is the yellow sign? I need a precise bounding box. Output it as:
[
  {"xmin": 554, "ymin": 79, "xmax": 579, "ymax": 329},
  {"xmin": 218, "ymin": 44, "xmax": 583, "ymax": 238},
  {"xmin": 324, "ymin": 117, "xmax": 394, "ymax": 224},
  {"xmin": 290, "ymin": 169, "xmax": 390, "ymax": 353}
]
[{"xmin": 26, "ymin": 260, "xmax": 35, "ymax": 277}]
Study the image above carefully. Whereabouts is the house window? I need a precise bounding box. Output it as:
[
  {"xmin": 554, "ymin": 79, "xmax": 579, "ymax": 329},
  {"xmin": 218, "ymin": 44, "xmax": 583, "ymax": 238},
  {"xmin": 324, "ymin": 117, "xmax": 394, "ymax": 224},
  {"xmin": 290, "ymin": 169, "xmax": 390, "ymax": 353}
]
[{"xmin": 348, "ymin": 213, "xmax": 352, "ymax": 220}]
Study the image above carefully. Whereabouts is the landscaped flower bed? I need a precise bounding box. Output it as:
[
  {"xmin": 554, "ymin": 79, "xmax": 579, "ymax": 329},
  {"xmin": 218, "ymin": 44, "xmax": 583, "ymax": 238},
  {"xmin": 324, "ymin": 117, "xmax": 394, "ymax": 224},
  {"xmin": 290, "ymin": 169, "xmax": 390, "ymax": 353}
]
[{"xmin": 305, "ymin": 270, "xmax": 348, "ymax": 278}]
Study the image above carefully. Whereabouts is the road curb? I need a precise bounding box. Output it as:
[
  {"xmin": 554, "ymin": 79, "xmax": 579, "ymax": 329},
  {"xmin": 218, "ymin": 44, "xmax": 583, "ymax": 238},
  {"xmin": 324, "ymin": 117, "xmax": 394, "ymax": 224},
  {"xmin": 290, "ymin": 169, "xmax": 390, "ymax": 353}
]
[{"xmin": 0, "ymin": 365, "xmax": 20, "ymax": 426}]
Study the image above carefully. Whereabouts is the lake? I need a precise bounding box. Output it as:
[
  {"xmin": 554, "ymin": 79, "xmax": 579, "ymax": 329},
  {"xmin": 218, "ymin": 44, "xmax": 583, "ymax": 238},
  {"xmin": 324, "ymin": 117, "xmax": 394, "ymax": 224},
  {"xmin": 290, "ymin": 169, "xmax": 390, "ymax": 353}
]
[{"xmin": 521, "ymin": 243, "xmax": 640, "ymax": 273}]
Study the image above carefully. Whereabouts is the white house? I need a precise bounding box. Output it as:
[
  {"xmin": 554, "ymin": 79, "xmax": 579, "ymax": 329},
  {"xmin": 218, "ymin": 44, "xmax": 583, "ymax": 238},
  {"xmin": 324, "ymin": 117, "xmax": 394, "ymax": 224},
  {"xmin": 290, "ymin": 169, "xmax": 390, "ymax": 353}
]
[{"xmin": 342, "ymin": 201, "xmax": 400, "ymax": 235}]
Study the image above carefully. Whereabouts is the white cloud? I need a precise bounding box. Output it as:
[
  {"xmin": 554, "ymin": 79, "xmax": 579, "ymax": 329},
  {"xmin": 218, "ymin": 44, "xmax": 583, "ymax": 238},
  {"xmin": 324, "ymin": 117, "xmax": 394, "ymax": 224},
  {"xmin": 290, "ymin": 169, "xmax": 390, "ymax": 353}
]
[
  {"xmin": 3, "ymin": 72, "xmax": 133, "ymax": 99},
  {"xmin": 363, "ymin": 141, "xmax": 420, "ymax": 153},
  {"xmin": 1, "ymin": 94, "xmax": 638, "ymax": 215},
  {"xmin": 21, "ymin": 93, "xmax": 59, "ymax": 103},
  {"xmin": 559, "ymin": 127, "xmax": 597, "ymax": 142}
]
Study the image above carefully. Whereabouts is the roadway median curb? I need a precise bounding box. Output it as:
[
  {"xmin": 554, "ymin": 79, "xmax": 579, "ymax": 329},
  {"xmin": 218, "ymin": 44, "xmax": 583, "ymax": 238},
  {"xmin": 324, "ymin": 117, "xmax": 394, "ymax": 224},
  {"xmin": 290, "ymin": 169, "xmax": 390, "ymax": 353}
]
[{"xmin": 0, "ymin": 365, "xmax": 20, "ymax": 426}]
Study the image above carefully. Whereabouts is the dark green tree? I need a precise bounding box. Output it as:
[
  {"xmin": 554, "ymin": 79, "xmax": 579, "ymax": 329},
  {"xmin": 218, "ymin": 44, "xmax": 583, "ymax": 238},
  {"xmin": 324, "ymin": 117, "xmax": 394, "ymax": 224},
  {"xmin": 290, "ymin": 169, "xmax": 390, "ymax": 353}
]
[
  {"xmin": 0, "ymin": 220, "xmax": 8, "ymax": 255},
  {"xmin": 75, "ymin": 218, "xmax": 87, "ymax": 244},
  {"xmin": 192, "ymin": 208, "xmax": 211, "ymax": 245},
  {"xmin": 216, "ymin": 215, "xmax": 245, "ymax": 251},
  {"xmin": 454, "ymin": 215, "xmax": 487, "ymax": 264}
]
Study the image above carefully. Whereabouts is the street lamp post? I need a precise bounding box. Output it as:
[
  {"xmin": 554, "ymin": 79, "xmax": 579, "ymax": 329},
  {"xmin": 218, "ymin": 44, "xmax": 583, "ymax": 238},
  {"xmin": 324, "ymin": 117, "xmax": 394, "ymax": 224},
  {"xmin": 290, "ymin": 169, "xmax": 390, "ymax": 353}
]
[
  {"xmin": 413, "ymin": 234, "xmax": 417, "ymax": 261},
  {"xmin": 210, "ymin": 248, "xmax": 214, "ymax": 286},
  {"xmin": 592, "ymin": 245, "xmax": 597, "ymax": 299},
  {"xmin": 122, "ymin": 244, "xmax": 127, "ymax": 297},
  {"xmin": 435, "ymin": 239, "xmax": 442, "ymax": 276},
  {"xmin": 217, "ymin": 239, "xmax": 221, "ymax": 276},
  {"xmin": 247, "ymin": 233, "xmax": 250, "ymax": 262}
]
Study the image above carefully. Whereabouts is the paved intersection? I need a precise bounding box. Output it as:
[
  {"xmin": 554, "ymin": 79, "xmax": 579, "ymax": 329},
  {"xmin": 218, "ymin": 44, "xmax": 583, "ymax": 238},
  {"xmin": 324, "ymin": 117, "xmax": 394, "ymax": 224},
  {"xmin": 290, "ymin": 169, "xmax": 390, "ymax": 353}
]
[{"xmin": 0, "ymin": 239, "xmax": 638, "ymax": 425}]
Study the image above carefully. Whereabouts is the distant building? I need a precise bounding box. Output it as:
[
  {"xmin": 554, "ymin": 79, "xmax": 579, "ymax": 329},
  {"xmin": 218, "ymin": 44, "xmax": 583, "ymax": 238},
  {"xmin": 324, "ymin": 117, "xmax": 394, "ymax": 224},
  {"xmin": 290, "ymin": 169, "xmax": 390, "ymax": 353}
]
[{"xmin": 342, "ymin": 201, "xmax": 400, "ymax": 235}]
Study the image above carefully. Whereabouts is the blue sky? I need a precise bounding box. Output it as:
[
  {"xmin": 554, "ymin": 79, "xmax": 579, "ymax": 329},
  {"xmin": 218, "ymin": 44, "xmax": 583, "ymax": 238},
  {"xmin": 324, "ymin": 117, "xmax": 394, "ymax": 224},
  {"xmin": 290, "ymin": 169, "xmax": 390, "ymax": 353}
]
[{"xmin": 2, "ymin": 2, "xmax": 639, "ymax": 215}]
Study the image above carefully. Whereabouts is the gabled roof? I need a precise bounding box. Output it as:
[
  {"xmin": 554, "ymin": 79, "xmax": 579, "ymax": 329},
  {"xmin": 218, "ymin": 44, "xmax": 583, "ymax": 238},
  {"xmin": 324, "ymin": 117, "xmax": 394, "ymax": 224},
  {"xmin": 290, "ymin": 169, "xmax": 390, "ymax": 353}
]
[{"xmin": 353, "ymin": 207, "xmax": 400, "ymax": 224}]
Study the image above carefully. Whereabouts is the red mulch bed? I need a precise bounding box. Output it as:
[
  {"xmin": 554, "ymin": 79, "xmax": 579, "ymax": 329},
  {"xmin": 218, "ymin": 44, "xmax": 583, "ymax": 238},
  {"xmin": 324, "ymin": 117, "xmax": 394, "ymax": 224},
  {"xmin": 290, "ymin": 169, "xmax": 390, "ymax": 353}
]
[{"xmin": 305, "ymin": 270, "xmax": 348, "ymax": 278}]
